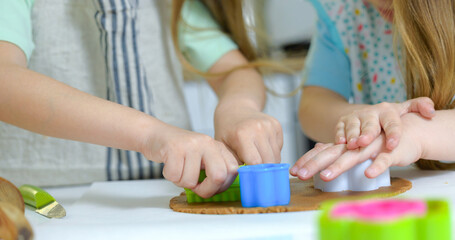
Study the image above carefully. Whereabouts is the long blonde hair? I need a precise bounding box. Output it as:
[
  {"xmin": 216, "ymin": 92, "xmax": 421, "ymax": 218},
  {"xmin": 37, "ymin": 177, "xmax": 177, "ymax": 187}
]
[
  {"xmin": 394, "ymin": 0, "xmax": 455, "ymax": 170},
  {"xmin": 171, "ymin": 0, "xmax": 295, "ymax": 79}
]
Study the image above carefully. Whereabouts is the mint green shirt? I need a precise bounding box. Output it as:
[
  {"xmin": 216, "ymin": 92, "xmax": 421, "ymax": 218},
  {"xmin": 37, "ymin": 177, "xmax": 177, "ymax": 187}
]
[
  {"xmin": 0, "ymin": 0, "xmax": 34, "ymax": 59},
  {"xmin": 179, "ymin": 0, "xmax": 238, "ymax": 71},
  {"xmin": 0, "ymin": 0, "xmax": 237, "ymax": 71}
]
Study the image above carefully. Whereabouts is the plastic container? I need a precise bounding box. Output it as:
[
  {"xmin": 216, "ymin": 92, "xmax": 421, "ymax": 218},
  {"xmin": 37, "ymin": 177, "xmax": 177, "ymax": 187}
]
[
  {"xmin": 237, "ymin": 163, "xmax": 290, "ymax": 208},
  {"xmin": 314, "ymin": 159, "xmax": 390, "ymax": 192},
  {"xmin": 185, "ymin": 171, "xmax": 241, "ymax": 203},
  {"xmin": 319, "ymin": 199, "xmax": 451, "ymax": 240}
]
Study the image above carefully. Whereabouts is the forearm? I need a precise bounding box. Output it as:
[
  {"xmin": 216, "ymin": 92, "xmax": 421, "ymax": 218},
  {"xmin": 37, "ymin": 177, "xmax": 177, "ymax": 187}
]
[
  {"xmin": 207, "ymin": 50, "xmax": 265, "ymax": 112},
  {"xmin": 0, "ymin": 63, "xmax": 161, "ymax": 153},
  {"xmin": 409, "ymin": 110, "xmax": 455, "ymax": 161},
  {"xmin": 205, "ymin": 50, "xmax": 283, "ymax": 164},
  {"xmin": 299, "ymin": 86, "xmax": 368, "ymax": 142},
  {"xmin": 214, "ymin": 69, "xmax": 265, "ymax": 112}
]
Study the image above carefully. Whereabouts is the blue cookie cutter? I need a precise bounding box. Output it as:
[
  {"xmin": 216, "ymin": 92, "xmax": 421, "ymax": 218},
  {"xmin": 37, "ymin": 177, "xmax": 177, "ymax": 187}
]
[{"xmin": 237, "ymin": 163, "xmax": 291, "ymax": 208}]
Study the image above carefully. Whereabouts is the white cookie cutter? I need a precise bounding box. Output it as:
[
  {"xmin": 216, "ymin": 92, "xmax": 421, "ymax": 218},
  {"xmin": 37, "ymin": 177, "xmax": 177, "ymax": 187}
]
[{"xmin": 314, "ymin": 159, "xmax": 390, "ymax": 192}]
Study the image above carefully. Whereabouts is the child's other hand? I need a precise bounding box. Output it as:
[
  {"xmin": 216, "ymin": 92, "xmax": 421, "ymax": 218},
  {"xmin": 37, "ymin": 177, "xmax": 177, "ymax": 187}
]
[
  {"xmin": 214, "ymin": 105, "xmax": 283, "ymax": 165},
  {"xmin": 290, "ymin": 113, "xmax": 424, "ymax": 181},
  {"xmin": 143, "ymin": 124, "xmax": 238, "ymax": 198},
  {"xmin": 335, "ymin": 97, "xmax": 434, "ymax": 150}
]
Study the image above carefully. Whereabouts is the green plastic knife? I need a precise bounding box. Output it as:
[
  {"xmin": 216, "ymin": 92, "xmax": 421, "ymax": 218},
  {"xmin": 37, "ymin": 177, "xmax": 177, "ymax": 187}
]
[{"xmin": 19, "ymin": 184, "xmax": 66, "ymax": 219}]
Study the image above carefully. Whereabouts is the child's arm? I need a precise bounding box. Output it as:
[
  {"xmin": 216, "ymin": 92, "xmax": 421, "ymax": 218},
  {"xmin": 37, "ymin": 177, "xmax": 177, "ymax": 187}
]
[
  {"xmin": 0, "ymin": 41, "xmax": 237, "ymax": 197},
  {"xmin": 208, "ymin": 50, "xmax": 283, "ymax": 165},
  {"xmin": 178, "ymin": 0, "xmax": 282, "ymax": 165},
  {"xmin": 291, "ymin": 110, "xmax": 455, "ymax": 181}
]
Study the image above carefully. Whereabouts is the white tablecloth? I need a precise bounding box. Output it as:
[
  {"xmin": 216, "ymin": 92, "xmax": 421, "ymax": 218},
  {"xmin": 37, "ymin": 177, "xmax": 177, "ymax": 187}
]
[{"xmin": 26, "ymin": 167, "xmax": 455, "ymax": 240}]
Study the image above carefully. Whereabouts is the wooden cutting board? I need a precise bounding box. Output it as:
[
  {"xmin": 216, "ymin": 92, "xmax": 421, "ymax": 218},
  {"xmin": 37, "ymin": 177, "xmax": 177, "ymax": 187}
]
[{"xmin": 170, "ymin": 177, "xmax": 412, "ymax": 214}]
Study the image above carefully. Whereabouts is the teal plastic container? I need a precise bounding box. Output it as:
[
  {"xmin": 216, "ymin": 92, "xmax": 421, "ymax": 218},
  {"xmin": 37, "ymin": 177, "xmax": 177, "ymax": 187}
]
[{"xmin": 238, "ymin": 163, "xmax": 290, "ymax": 208}]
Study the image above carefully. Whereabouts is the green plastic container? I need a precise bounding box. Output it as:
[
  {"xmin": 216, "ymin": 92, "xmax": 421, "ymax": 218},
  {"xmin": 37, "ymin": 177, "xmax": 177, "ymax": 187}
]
[
  {"xmin": 184, "ymin": 170, "xmax": 241, "ymax": 203},
  {"xmin": 319, "ymin": 199, "xmax": 451, "ymax": 240}
]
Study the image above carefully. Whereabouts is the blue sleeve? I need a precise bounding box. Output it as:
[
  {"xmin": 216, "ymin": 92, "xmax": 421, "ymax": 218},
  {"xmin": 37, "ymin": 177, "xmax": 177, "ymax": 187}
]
[{"xmin": 303, "ymin": 5, "xmax": 351, "ymax": 100}]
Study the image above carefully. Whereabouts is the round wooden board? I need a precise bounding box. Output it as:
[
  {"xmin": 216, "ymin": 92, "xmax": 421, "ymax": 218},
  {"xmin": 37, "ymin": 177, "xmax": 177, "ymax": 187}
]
[{"xmin": 169, "ymin": 177, "xmax": 412, "ymax": 214}]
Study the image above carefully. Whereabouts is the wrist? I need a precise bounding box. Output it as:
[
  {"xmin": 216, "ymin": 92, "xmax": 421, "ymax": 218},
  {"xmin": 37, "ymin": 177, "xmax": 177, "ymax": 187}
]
[
  {"xmin": 134, "ymin": 115, "xmax": 166, "ymax": 158},
  {"xmin": 216, "ymin": 96, "xmax": 262, "ymax": 115},
  {"xmin": 401, "ymin": 113, "xmax": 427, "ymax": 159}
]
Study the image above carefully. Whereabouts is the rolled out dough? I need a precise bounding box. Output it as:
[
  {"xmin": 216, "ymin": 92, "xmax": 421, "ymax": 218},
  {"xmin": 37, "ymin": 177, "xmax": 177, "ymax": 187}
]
[{"xmin": 169, "ymin": 177, "xmax": 412, "ymax": 214}]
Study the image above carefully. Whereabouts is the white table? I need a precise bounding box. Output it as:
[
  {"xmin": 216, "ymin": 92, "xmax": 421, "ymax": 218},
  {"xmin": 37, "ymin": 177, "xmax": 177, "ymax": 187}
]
[{"xmin": 26, "ymin": 167, "xmax": 455, "ymax": 240}]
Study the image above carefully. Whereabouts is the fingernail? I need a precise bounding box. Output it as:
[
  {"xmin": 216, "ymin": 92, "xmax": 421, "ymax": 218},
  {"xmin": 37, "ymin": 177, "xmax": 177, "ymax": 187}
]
[
  {"xmin": 387, "ymin": 138, "xmax": 396, "ymax": 148},
  {"xmin": 430, "ymin": 109, "xmax": 435, "ymax": 114},
  {"xmin": 338, "ymin": 137, "xmax": 346, "ymax": 143},
  {"xmin": 348, "ymin": 138, "xmax": 357, "ymax": 144},
  {"xmin": 366, "ymin": 167, "xmax": 377, "ymax": 178},
  {"xmin": 290, "ymin": 167, "xmax": 297, "ymax": 175},
  {"xmin": 298, "ymin": 168, "xmax": 309, "ymax": 178},
  {"xmin": 320, "ymin": 169, "xmax": 332, "ymax": 178}
]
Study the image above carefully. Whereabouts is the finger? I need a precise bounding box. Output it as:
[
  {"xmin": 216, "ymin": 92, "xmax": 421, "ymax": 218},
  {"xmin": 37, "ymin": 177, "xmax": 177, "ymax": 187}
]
[
  {"xmin": 321, "ymin": 133, "xmax": 386, "ymax": 181},
  {"xmin": 255, "ymin": 138, "xmax": 276, "ymax": 164},
  {"xmin": 296, "ymin": 144, "xmax": 346, "ymax": 180},
  {"xmin": 224, "ymin": 145, "xmax": 243, "ymax": 165},
  {"xmin": 192, "ymin": 149, "xmax": 227, "ymax": 198},
  {"xmin": 217, "ymin": 139, "xmax": 242, "ymax": 165},
  {"xmin": 264, "ymin": 118, "xmax": 283, "ymax": 163},
  {"xmin": 357, "ymin": 114, "xmax": 381, "ymax": 147},
  {"xmin": 318, "ymin": 148, "xmax": 377, "ymax": 181},
  {"xmin": 236, "ymin": 141, "xmax": 263, "ymax": 165},
  {"xmin": 345, "ymin": 117, "xmax": 361, "ymax": 150},
  {"xmin": 162, "ymin": 152, "xmax": 184, "ymax": 184},
  {"xmin": 401, "ymin": 97, "xmax": 435, "ymax": 119},
  {"xmin": 177, "ymin": 152, "xmax": 202, "ymax": 190},
  {"xmin": 379, "ymin": 111, "xmax": 401, "ymax": 150},
  {"xmin": 269, "ymin": 137, "xmax": 282, "ymax": 164},
  {"xmin": 365, "ymin": 152, "xmax": 393, "ymax": 178},
  {"xmin": 218, "ymin": 145, "xmax": 239, "ymax": 193},
  {"xmin": 272, "ymin": 118, "xmax": 284, "ymax": 150},
  {"xmin": 334, "ymin": 121, "xmax": 347, "ymax": 144},
  {"xmin": 290, "ymin": 143, "xmax": 331, "ymax": 176}
]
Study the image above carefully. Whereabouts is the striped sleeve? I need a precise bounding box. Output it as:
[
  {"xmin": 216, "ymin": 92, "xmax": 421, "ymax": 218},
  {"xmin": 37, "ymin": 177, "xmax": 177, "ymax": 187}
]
[
  {"xmin": 0, "ymin": 0, "xmax": 35, "ymax": 60},
  {"xmin": 178, "ymin": 0, "xmax": 238, "ymax": 72}
]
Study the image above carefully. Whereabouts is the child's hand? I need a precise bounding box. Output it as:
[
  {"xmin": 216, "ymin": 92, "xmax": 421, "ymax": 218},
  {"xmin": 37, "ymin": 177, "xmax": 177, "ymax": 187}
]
[
  {"xmin": 142, "ymin": 124, "xmax": 239, "ymax": 198},
  {"xmin": 214, "ymin": 106, "xmax": 283, "ymax": 165},
  {"xmin": 335, "ymin": 97, "xmax": 434, "ymax": 150},
  {"xmin": 290, "ymin": 113, "xmax": 424, "ymax": 181}
]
